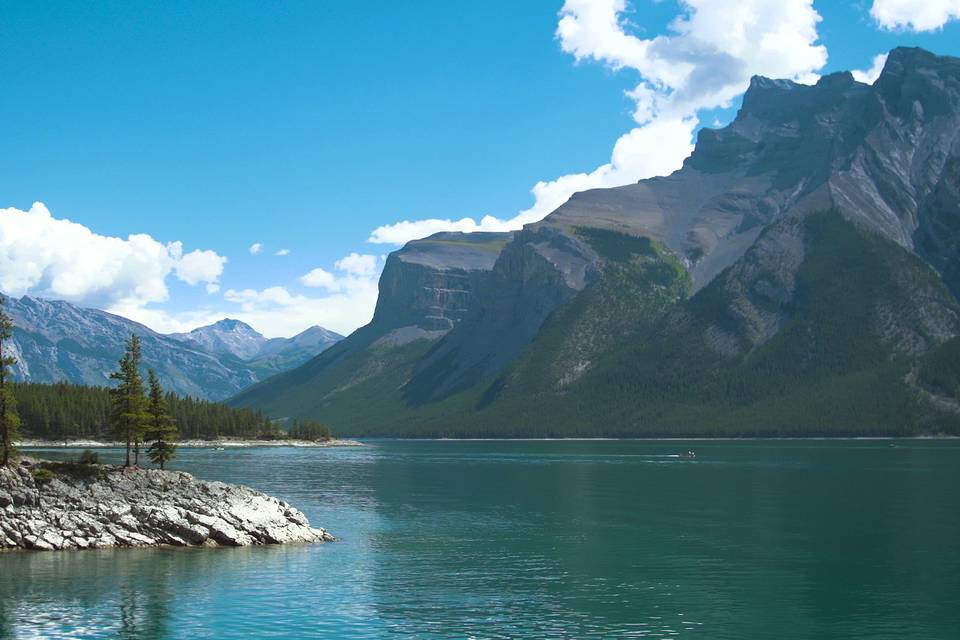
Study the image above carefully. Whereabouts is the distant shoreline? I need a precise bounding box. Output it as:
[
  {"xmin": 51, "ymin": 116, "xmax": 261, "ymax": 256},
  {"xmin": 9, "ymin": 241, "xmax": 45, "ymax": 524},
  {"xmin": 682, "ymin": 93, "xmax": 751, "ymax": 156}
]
[
  {"xmin": 18, "ymin": 436, "xmax": 960, "ymax": 448},
  {"xmin": 17, "ymin": 438, "xmax": 363, "ymax": 449}
]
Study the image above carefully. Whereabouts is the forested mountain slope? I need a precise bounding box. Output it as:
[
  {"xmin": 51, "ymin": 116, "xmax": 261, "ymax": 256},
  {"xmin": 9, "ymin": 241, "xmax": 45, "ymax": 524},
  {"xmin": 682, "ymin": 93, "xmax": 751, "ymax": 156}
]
[{"xmin": 233, "ymin": 47, "xmax": 960, "ymax": 437}]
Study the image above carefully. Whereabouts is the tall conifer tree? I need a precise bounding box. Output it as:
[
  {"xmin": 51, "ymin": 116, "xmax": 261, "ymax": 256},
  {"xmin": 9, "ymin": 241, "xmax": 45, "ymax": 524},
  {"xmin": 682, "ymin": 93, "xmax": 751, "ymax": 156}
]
[
  {"xmin": 146, "ymin": 369, "xmax": 177, "ymax": 470},
  {"xmin": 110, "ymin": 334, "xmax": 148, "ymax": 467}
]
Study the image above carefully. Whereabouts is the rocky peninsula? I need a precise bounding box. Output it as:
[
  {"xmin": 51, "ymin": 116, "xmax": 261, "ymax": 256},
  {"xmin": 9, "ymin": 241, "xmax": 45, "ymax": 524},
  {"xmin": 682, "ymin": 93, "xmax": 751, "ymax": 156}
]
[
  {"xmin": 17, "ymin": 438, "xmax": 363, "ymax": 449},
  {"xmin": 0, "ymin": 458, "xmax": 333, "ymax": 551}
]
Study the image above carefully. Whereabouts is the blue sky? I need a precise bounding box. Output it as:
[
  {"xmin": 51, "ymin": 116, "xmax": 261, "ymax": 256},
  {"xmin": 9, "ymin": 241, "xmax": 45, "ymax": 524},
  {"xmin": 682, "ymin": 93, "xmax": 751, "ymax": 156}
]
[{"xmin": 2, "ymin": 1, "xmax": 959, "ymax": 336}]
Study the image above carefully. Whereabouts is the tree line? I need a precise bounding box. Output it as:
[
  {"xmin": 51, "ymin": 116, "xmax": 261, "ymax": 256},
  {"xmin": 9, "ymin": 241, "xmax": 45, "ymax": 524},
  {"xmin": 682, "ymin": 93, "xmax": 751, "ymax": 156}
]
[
  {"xmin": 14, "ymin": 380, "xmax": 284, "ymax": 443},
  {"xmin": 0, "ymin": 297, "xmax": 334, "ymax": 469}
]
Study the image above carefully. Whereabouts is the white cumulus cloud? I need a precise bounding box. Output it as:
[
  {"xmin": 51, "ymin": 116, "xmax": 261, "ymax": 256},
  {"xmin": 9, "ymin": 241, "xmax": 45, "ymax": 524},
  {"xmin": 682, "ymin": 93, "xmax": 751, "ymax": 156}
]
[
  {"xmin": 335, "ymin": 252, "xmax": 380, "ymax": 278},
  {"xmin": 558, "ymin": 0, "xmax": 826, "ymax": 118},
  {"xmin": 0, "ymin": 202, "xmax": 225, "ymax": 311},
  {"xmin": 174, "ymin": 248, "xmax": 227, "ymax": 287},
  {"xmin": 216, "ymin": 253, "xmax": 385, "ymax": 336},
  {"xmin": 223, "ymin": 283, "xmax": 379, "ymax": 337},
  {"xmin": 275, "ymin": 248, "xmax": 291, "ymax": 256},
  {"xmin": 369, "ymin": 0, "xmax": 827, "ymax": 246},
  {"xmin": 249, "ymin": 242, "xmax": 263, "ymax": 255},
  {"xmin": 852, "ymin": 53, "xmax": 889, "ymax": 84},
  {"xmin": 301, "ymin": 252, "xmax": 382, "ymax": 296},
  {"xmin": 300, "ymin": 267, "xmax": 337, "ymax": 289},
  {"xmin": 871, "ymin": 0, "xmax": 960, "ymax": 31}
]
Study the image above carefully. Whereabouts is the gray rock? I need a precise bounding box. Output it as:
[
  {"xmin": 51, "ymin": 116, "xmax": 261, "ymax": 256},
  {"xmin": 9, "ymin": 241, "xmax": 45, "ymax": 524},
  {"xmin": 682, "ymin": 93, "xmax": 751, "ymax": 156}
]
[{"xmin": 0, "ymin": 460, "xmax": 332, "ymax": 551}]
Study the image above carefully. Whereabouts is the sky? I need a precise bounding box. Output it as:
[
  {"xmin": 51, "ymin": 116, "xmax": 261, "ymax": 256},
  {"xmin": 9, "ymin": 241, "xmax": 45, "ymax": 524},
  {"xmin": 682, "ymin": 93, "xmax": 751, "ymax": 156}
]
[{"xmin": 2, "ymin": 0, "xmax": 960, "ymax": 337}]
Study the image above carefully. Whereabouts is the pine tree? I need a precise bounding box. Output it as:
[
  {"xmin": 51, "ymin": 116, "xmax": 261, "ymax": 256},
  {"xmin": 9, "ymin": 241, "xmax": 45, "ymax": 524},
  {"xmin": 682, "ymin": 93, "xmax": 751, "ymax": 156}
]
[
  {"xmin": 0, "ymin": 297, "xmax": 21, "ymax": 466},
  {"xmin": 109, "ymin": 335, "xmax": 149, "ymax": 468},
  {"xmin": 146, "ymin": 369, "xmax": 177, "ymax": 470}
]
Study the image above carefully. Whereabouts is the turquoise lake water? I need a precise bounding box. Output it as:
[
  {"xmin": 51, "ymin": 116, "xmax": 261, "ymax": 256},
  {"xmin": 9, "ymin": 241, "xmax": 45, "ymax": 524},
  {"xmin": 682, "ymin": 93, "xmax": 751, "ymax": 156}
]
[{"xmin": 2, "ymin": 440, "xmax": 959, "ymax": 639}]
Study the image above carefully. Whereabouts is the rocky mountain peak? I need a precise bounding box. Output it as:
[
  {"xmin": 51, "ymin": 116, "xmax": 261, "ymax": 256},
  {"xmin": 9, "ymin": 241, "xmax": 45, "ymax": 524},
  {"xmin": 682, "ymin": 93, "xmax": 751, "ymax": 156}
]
[
  {"xmin": 289, "ymin": 325, "xmax": 342, "ymax": 344},
  {"xmin": 172, "ymin": 319, "xmax": 267, "ymax": 361},
  {"xmin": 172, "ymin": 318, "xmax": 341, "ymax": 368},
  {"xmin": 874, "ymin": 46, "xmax": 960, "ymax": 118},
  {"xmin": 210, "ymin": 318, "xmax": 259, "ymax": 333}
]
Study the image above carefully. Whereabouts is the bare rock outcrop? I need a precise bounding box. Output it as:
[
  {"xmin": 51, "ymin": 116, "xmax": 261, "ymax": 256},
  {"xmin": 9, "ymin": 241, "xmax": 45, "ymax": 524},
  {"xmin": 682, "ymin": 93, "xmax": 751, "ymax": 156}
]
[{"xmin": 0, "ymin": 459, "xmax": 333, "ymax": 552}]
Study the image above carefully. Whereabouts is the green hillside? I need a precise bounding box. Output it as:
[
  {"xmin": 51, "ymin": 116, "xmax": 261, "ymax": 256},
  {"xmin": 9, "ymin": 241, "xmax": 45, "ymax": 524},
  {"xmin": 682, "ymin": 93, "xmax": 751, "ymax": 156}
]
[{"xmin": 234, "ymin": 212, "xmax": 960, "ymax": 437}]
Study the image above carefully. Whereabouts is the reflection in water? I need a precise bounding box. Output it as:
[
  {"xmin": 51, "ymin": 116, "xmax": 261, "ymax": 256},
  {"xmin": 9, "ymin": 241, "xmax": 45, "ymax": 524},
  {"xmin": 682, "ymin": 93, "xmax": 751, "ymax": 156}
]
[
  {"xmin": 3, "ymin": 441, "xmax": 960, "ymax": 639},
  {"xmin": 1, "ymin": 548, "xmax": 177, "ymax": 638},
  {"xmin": 119, "ymin": 559, "xmax": 171, "ymax": 640},
  {"xmin": 1, "ymin": 544, "xmax": 345, "ymax": 639}
]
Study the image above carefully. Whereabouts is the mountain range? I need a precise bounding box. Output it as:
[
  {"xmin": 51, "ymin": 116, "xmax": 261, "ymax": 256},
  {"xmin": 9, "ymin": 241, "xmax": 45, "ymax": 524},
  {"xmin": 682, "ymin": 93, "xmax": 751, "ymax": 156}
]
[
  {"xmin": 170, "ymin": 319, "xmax": 342, "ymax": 374},
  {"xmin": 231, "ymin": 47, "xmax": 960, "ymax": 437},
  {"xmin": 3, "ymin": 296, "xmax": 341, "ymax": 401}
]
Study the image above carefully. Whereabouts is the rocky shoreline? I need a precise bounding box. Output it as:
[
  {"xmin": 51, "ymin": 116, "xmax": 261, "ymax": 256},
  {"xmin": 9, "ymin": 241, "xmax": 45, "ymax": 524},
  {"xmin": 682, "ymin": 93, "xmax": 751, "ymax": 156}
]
[
  {"xmin": 0, "ymin": 458, "xmax": 333, "ymax": 551},
  {"xmin": 17, "ymin": 438, "xmax": 362, "ymax": 449}
]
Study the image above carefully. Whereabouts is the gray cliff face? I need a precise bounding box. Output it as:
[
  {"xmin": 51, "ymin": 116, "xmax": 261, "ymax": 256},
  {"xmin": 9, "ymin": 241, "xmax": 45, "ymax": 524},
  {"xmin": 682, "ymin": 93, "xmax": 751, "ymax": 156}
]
[
  {"xmin": 694, "ymin": 216, "xmax": 809, "ymax": 357},
  {"xmin": 0, "ymin": 459, "xmax": 332, "ymax": 551},
  {"xmin": 3, "ymin": 296, "xmax": 341, "ymax": 400},
  {"xmin": 538, "ymin": 72, "xmax": 874, "ymax": 292},
  {"xmin": 227, "ymin": 231, "xmax": 512, "ymax": 413},
  {"xmin": 543, "ymin": 48, "xmax": 960, "ymax": 289},
  {"xmin": 405, "ymin": 226, "xmax": 596, "ymax": 403},
  {"xmin": 370, "ymin": 232, "xmax": 511, "ymax": 346},
  {"xmin": 832, "ymin": 48, "xmax": 960, "ymax": 256}
]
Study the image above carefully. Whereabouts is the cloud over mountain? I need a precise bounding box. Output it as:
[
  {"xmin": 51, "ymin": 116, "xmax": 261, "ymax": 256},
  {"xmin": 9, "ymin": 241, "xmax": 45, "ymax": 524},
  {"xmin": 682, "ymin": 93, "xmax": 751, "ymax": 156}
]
[
  {"xmin": 0, "ymin": 202, "xmax": 225, "ymax": 309},
  {"xmin": 871, "ymin": 0, "xmax": 960, "ymax": 31},
  {"xmin": 852, "ymin": 53, "xmax": 889, "ymax": 84},
  {"xmin": 368, "ymin": 0, "xmax": 827, "ymax": 246}
]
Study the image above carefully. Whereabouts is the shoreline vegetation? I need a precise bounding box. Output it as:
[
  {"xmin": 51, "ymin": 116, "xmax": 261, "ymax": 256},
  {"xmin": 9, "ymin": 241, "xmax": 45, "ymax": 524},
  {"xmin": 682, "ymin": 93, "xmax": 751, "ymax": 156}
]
[
  {"xmin": 0, "ymin": 304, "xmax": 338, "ymax": 553},
  {"xmin": 12, "ymin": 381, "xmax": 343, "ymax": 444},
  {"xmin": 17, "ymin": 437, "xmax": 362, "ymax": 448}
]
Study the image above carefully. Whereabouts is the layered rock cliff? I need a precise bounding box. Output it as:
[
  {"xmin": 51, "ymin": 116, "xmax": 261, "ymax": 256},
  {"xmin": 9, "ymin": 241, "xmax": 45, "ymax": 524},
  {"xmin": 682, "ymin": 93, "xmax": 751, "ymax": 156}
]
[
  {"xmin": 229, "ymin": 232, "xmax": 511, "ymax": 418},
  {"xmin": 371, "ymin": 231, "xmax": 510, "ymax": 342}
]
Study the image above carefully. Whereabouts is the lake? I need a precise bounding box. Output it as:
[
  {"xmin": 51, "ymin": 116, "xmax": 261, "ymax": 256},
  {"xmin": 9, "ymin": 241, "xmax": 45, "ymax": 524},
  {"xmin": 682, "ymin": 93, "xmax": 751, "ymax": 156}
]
[{"xmin": 3, "ymin": 440, "xmax": 959, "ymax": 639}]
